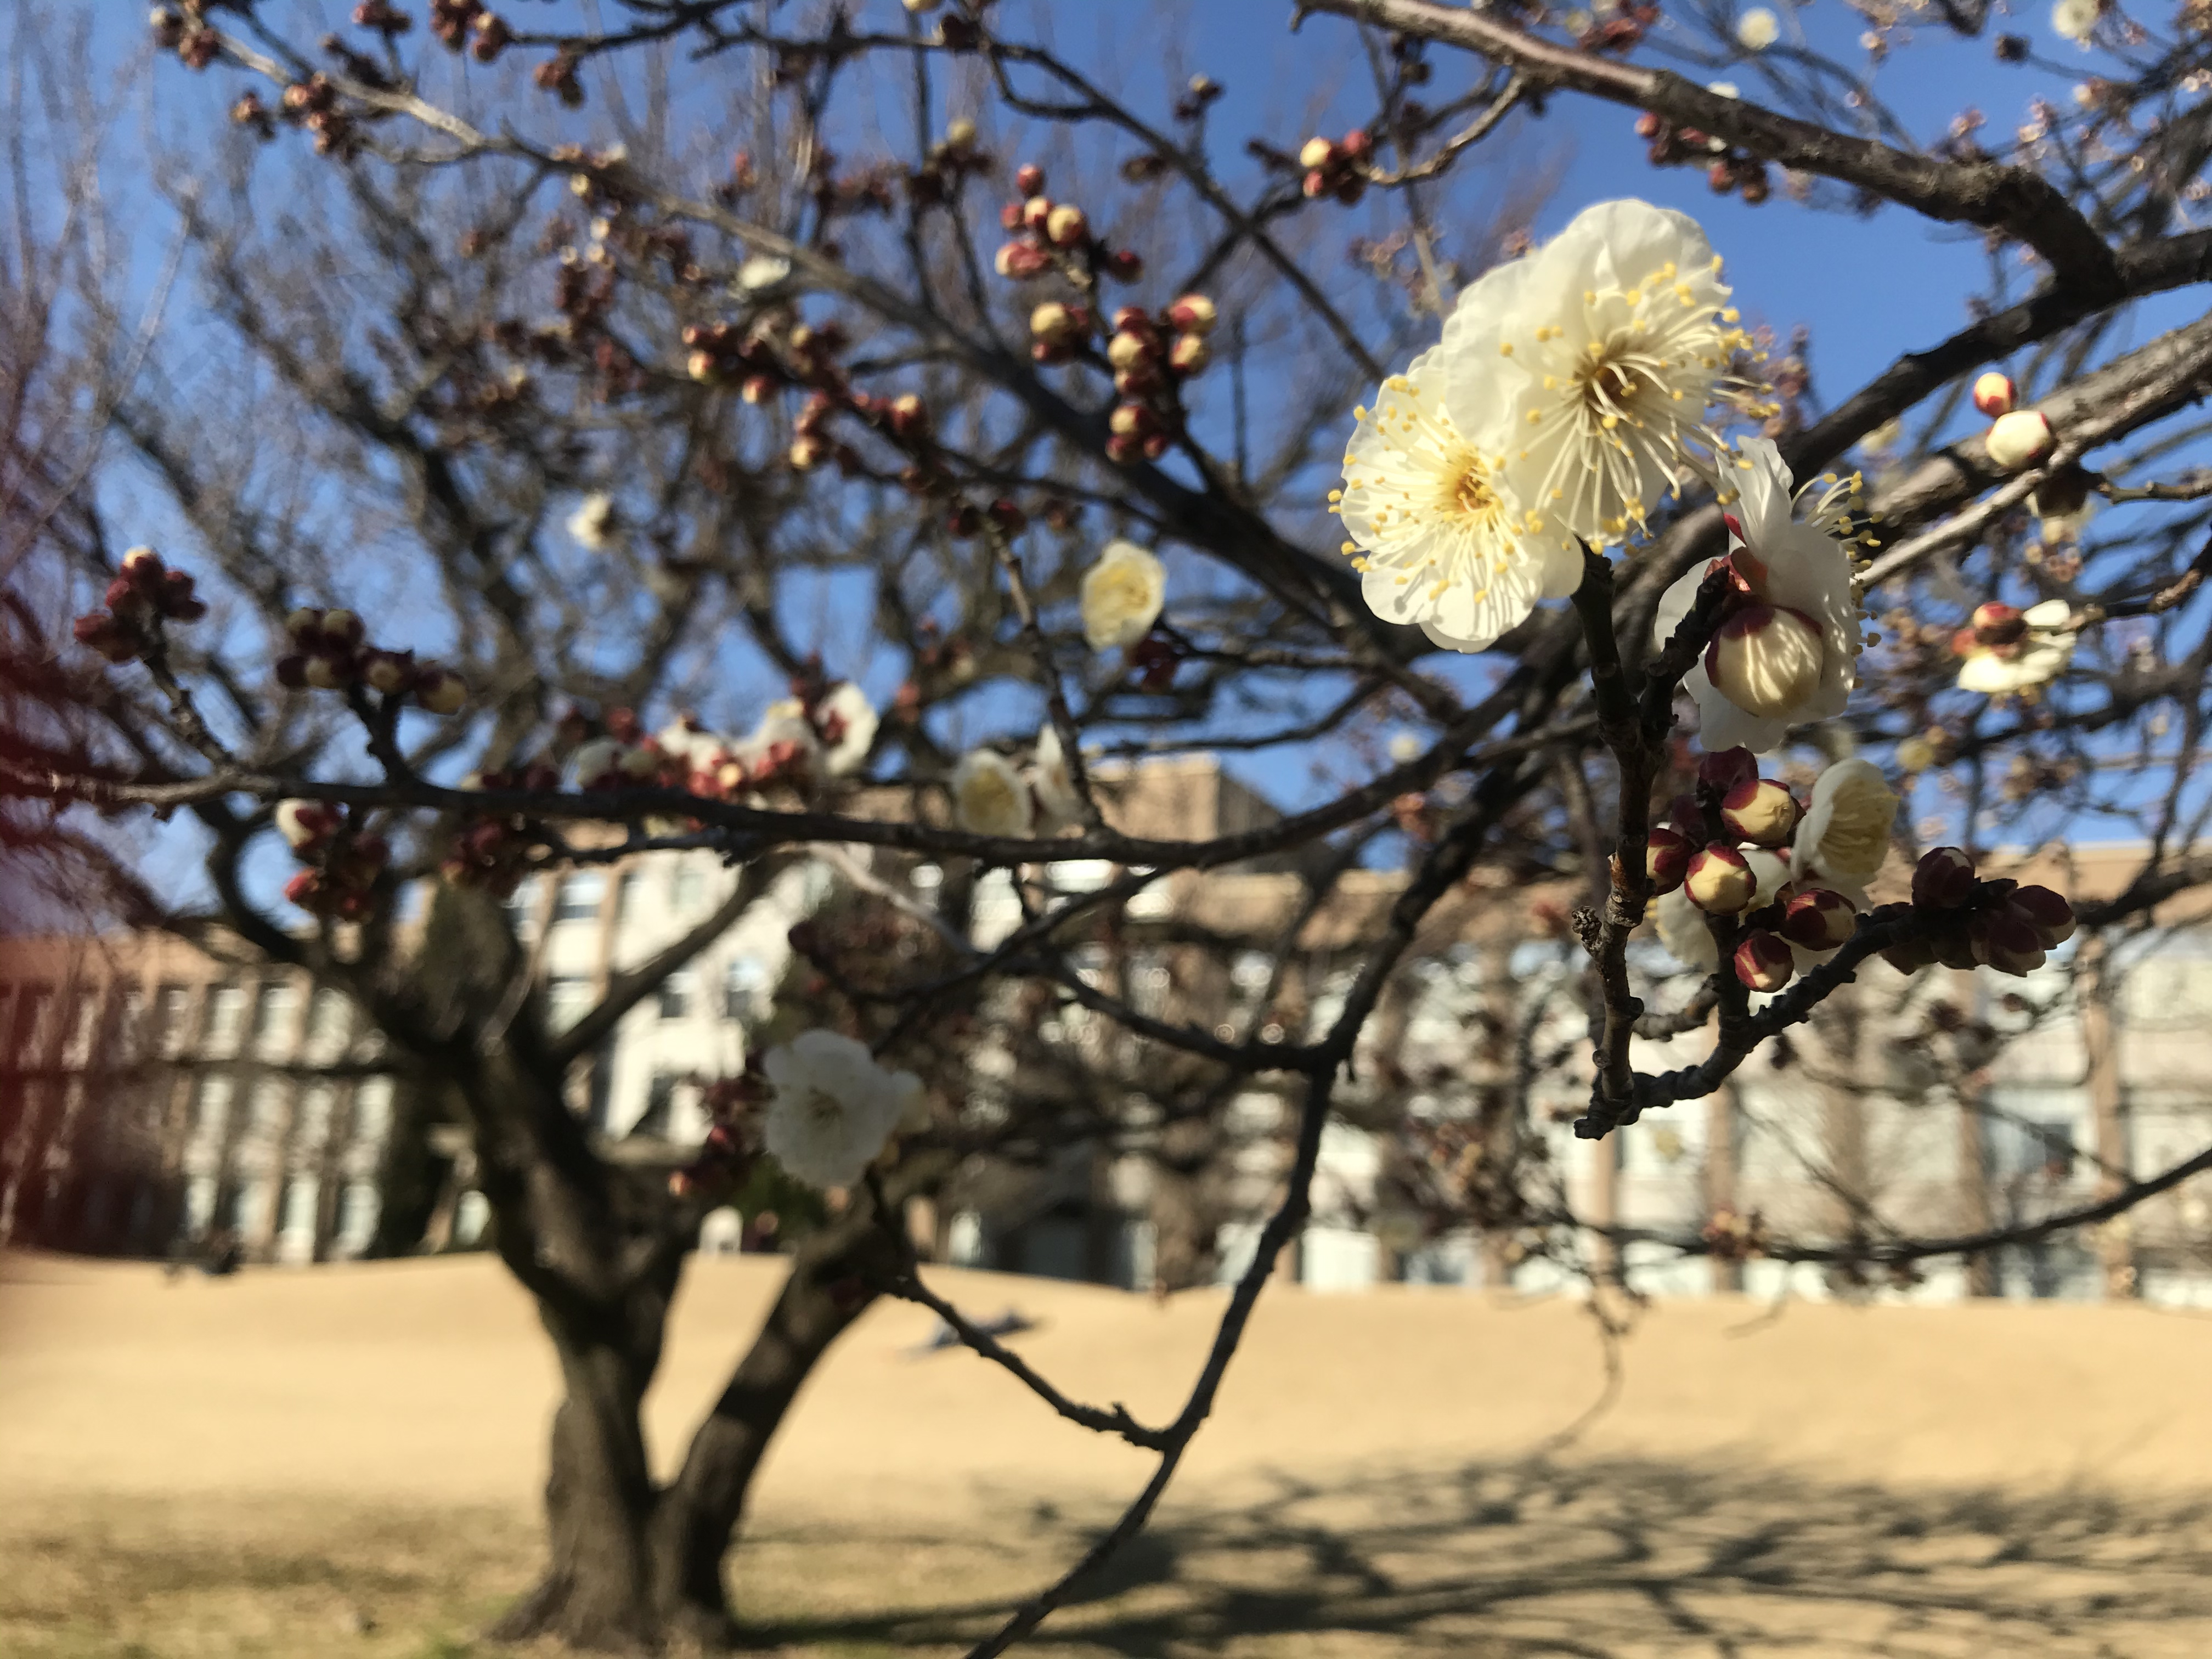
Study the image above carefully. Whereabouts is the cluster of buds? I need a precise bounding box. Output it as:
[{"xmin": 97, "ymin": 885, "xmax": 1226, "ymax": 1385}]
[
  {"xmin": 427, "ymin": 0, "xmax": 510, "ymax": 58},
  {"xmin": 1296, "ymin": 130, "xmax": 1374, "ymax": 204},
  {"xmin": 1028, "ymin": 298, "xmax": 1098, "ymax": 365},
  {"xmin": 1579, "ymin": 2, "xmax": 1661, "ymax": 53},
  {"xmin": 440, "ymin": 761, "xmax": 560, "ymax": 895},
  {"xmin": 1883, "ymin": 846, "xmax": 2076, "ymax": 978},
  {"xmin": 1973, "ymin": 373, "xmax": 2056, "ymax": 472},
  {"xmin": 151, "ymin": 4, "xmax": 222, "ymax": 69},
  {"xmin": 1632, "ymin": 114, "xmax": 1773, "ymax": 204},
  {"xmin": 73, "ymin": 548, "xmax": 208, "ymax": 664},
  {"xmin": 275, "ymin": 800, "xmax": 391, "ymax": 919},
  {"xmin": 993, "ymin": 167, "xmax": 1143, "ymax": 283},
  {"xmin": 533, "ymin": 48, "xmax": 584, "ymax": 107},
  {"xmin": 1645, "ymin": 748, "xmax": 1857, "ymax": 996},
  {"xmin": 668, "ymin": 1068, "xmax": 768, "ymax": 1198},
  {"xmin": 1104, "ymin": 296, "xmax": 1217, "ymax": 465},
  {"xmin": 1701, "ymin": 1206, "xmax": 1771, "ymax": 1262},
  {"xmin": 907, "ymin": 117, "xmax": 995, "ymax": 207},
  {"xmin": 352, "ymin": 1, "xmax": 413, "ymax": 35},
  {"xmin": 274, "ymin": 72, "xmax": 362, "ymax": 158},
  {"xmin": 274, "ymin": 606, "xmax": 467, "ymax": 714}
]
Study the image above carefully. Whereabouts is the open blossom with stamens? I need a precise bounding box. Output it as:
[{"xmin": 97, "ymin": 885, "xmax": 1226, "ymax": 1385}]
[
  {"xmin": 1790, "ymin": 758, "xmax": 1899, "ymax": 890},
  {"xmin": 1335, "ymin": 345, "xmax": 1566, "ymax": 652},
  {"xmin": 1654, "ymin": 438, "xmax": 1865, "ymax": 752},
  {"xmin": 1956, "ymin": 597, "xmax": 2075, "ymax": 695},
  {"xmin": 1475, "ymin": 199, "xmax": 1769, "ymax": 552},
  {"xmin": 952, "ymin": 749, "xmax": 1035, "ymax": 838},
  {"xmin": 761, "ymin": 1030, "xmax": 923, "ymax": 1191}
]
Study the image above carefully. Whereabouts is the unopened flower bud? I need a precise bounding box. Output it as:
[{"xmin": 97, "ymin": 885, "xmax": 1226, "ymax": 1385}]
[
  {"xmin": 1014, "ymin": 162, "xmax": 1045, "ymax": 195},
  {"xmin": 121, "ymin": 546, "xmax": 165, "ymax": 588},
  {"xmin": 1107, "ymin": 330, "xmax": 1152, "ymax": 370},
  {"xmin": 274, "ymin": 799, "xmax": 334, "ymax": 850},
  {"xmin": 994, "ymin": 241, "xmax": 1049, "ymax": 279},
  {"xmin": 1881, "ymin": 935, "xmax": 1941, "ymax": 975},
  {"xmin": 1970, "ymin": 601, "xmax": 2027, "ymax": 647},
  {"xmin": 1166, "ymin": 293, "xmax": 1217, "ymax": 335},
  {"xmin": 1972, "ymin": 371, "xmax": 2016, "ymax": 417},
  {"xmin": 1298, "ymin": 136, "xmax": 1336, "ymax": 170},
  {"xmin": 1645, "ymin": 826, "xmax": 1691, "ymax": 894},
  {"xmin": 416, "ymin": 665, "xmax": 467, "ymax": 715},
  {"xmin": 2005, "ymin": 884, "xmax": 2075, "ymax": 948},
  {"xmin": 987, "ymin": 498, "xmax": 1026, "ymax": 533},
  {"xmin": 1168, "ymin": 333, "xmax": 1209, "ymax": 375},
  {"xmin": 1780, "ymin": 886, "xmax": 1857, "ymax": 950},
  {"xmin": 1101, "ymin": 248, "xmax": 1144, "ymax": 280},
  {"xmin": 1043, "ymin": 203, "xmax": 1088, "ymax": 247},
  {"xmin": 320, "ymin": 609, "xmax": 365, "ymax": 648},
  {"xmin": 1720, "ymin": 777, "xmax": 1799, "ymax": 846},
  {"xmin": 303, "ymin": 654, "xmax": 351, "ymax": 690},
  {"xmin": 1970, "ymin": 910, "xmax": 2047, "ymax": 977},
  {"xmin": 1734, "ymin": 929, "xmax": 1795, "ymax": 992},
  {"xmin": 944, "ymin": 116, "xmax": 977, "ymax": 150},
  {"xmin": 361, "ymin": 650, "xmax": 413, "ymax": 695},
  {"xmin": 788, "ymin": 435, "xmax": 825, "ymax": 471},
  {"xmin": 1020, "ymin": 194, "xmax": 1053, "ymax": 230},
  {"xmin": 1705, "ymin": 604, "xmax": 1825, "ymax": 720},
  {"xmin": 284, "ymin": 869, "xmax": 325, "ymax": 909},
  {"xmin": 1696, "ymin": 746, "xmax": 1759, "ymax": 795},
  {"xmin": 1985, "ymin": 408, "xmax": 2053, "ymax": 471},
  {"xmin": 1911, "ymin": 845, "xmax": 1978, "ymax": 909},
  {"xmin": 1685, "ymin": 843, "xmax": 1756, "ymax": 914},
  {"xmin": 1030, "ymin": 301, "xmax": 1077, "ymax": 343},
  {"xmin": 1108, "ymin": 402, "xmax": 1156, "ymax": 438}
]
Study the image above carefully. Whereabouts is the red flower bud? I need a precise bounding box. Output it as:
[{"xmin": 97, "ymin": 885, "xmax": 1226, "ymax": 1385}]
[
  {"xmin": 1719, "ymin": 777, "xmax": 1799, "ymax": 847},
  {"xmin": 994, "ymin": 241, "xmax": 1049, "ymax": 279},
  {"xmin": 2005, "ymin": 884, "xmax": 2075, "ymax": 948},
  {"xmin": 1168, "ymin": 333, "xmax": 1209, "ymax": 375},
  {"xmin": 1645, "ymin": 826, "xmax": 1692, "ymax": 894},
  {"xmin": 1020, "ymin": 194, "xmax": 1053, "ymax": 231},
  {"xmin": 1911, "ymin": 846, "xmax": 1977, "ymax": 910},
  {"xmin": 121, "ymin": 545, "xmax": 166, "ymax": 589},
  {"xmin": 1685, "ymin": 843, "xmax": 1755, "ymax": 914},
  {"xmin": 284, "ymin": 869, "xmax": 325, "ymax": 908},
  {"xmin": 1165, "ymin": 293, "xmax": 1217, "ymax": 335},
  {"xmin": 987, "ymin": 498, "xmax": 1026, "ymax": 533},
  {"xmin": 105, "ymin": 577, "xmax": 137, "ymax": 611},
  {"xmin": 1101, "ymin": 248, "xmax": 1143, "ymax": 280},
  {"xmin": 1881, "ymin": 936, "xmax": 1940, "ymax": 975},
  {"xmin": 1696, "ymin": 746, "xmax": 1759, "ymax": 794},
  {"xmin": 1970, "ymin": 601, "xmax": 2027, "ymax": 647},
  {"xmin": 1734, "ymin": 929, "xmax": 1794, "ymax": 992},
  {"xmin": 1780, "ymin": 886, "xmax": 1858, "ymax": 951},
  {"xmin": 1972, "ymin": 371, "xmax": 2016, "ymax": 418},
  {"xmin": 1970, "ymin": 910, "xmax": 2047, "ymax": 977},
  {"xmin": 1014, "ymin": 162, "xmax": 1045, "ymax": 196}
]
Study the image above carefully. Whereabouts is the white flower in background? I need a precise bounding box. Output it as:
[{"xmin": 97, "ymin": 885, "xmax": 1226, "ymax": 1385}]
[
  {"xmin": 761, "ymin": 1030, "xmax": 922, "ymax": 1190},
  {"xmin": 656, "ymin": 716, "xmax": 719, "ymax": 765},
  {"xmin": 738, "ymin": 699, "xmax": 821, "ymax": 771},
  {"xmin": 1080, "ymin": 539, "xmax": 1166, "ymax": 651},
  {"xmin": 2053, "ymin": 0, "xmax": 2100, "ymax": 41},
  {"xmin": 1475, "ymin": 199, "xmax": 1766, "ymax": 551},
  {"xmin": 1655, "ymin": 885, "xmax": 1720, "ymax": 971},
  {"xmin": 736, "ymin": 252, "xmax": 794, "ymax": 292},
  {"xmin": 1790, "ymin": 758, "xmax": 1899, "ymax": 890},
  {"xmin": 816, "ymin": 682, "xmax": 879, "ymax": 776},
  {"xmin": 1336, "ymin": 340, "xmax": 1567, "ymax": 653},
  {"xmin": 1743, "ymin": 846, "xmax": 1792, "ymax": 909},
  {"xmin": 1654, "ymin": 438, "xmax": 1865, "ymax": 753},
  {"xmin": 1736, "ymin": 7, "xmax": 1781, "ymax": 49},
  {"xmin": 952, "ymin": 749, "xmax": 1036, "ymax": 838},
  {"xmin": 1957, "ymin": 598, "xmax": 2076, "ymax": 695},
  {"xmin": 568, "ymin": 493, "xmax": 618, "ymax": 550},
  {"xmin": 572, "ymin": 736, "xmax": 625, "ymax": 788},
  {"xmin": 1029, "ymin": 725, "xmax": 1082, "ymax": 831}
]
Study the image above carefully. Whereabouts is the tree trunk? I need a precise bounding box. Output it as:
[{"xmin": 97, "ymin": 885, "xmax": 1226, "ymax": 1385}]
[{"xmin": 485, "ymin": 1206, "xmax": 899, "ymax": 1652}]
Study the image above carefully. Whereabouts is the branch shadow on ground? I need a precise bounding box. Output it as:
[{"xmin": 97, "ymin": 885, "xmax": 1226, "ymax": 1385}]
[{"xmin": 742, "ymin": 1455, "xmax": 2212, "ymax": 1657}]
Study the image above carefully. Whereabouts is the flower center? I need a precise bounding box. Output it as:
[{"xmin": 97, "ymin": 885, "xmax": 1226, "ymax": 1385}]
[
  {"xmin": 1575, "ymin": 348, "xmax": 1643, "ymax": 419},
  {"xmin": 801, "ymin": 1087, "xmax": 843, "ymax": 1128},
  {"xmin": 1436, "ymin": 447, "xmax": 1503, "ymax": 527}
]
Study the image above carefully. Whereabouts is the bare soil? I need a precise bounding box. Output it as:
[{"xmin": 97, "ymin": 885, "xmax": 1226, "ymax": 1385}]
[{"xmin": 4, "ymin": 1250, "xmax": 2210, "ymax": 1656}]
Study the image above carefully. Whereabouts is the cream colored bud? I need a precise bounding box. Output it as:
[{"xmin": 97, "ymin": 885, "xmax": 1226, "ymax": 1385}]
[
  {"xmin": 1705, "ymin": 605, "xmax": 1825, "ymax": 720},
  {"xmin": 1985, "ymin": 409, "xmax": 2054, "ymax": 471}
]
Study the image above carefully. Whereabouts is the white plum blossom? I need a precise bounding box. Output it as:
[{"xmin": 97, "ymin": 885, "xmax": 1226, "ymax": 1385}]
[
  {"xmin": 736, "ymin": 252, "xmax": 794, "ymax": 292},
  {"xmin": 737, "ymin": 699, "xmax": 821, "ymax": 772},
  {"xmin": 1477, "ymin": 199, "xmax": 1765, "ymax": 552},
  {"xmin": 1957, "ymin": 599, "xmax": 2076, "ymax": 695},
  {"xmin": 1655, "ymin": 885, "xmax": 1720, "ymax": 971},
  {"xmin": 655, "ymin": 716, "xmax": 720, "ymax": 766},
  {"xmin": 1029, "ymin": 725, "xmax": 1082, "ymax": 831},
  {"xmin": 572, "ymin": 736, "xmax": 625, "ymax": 788},
  {"xmin": 952, "ymin": 749, "xmax": 1035, "ymax": 838},
  {"xmin": 761, "ymin": 1030, "xmax": 923, "ymax": 1190},
  {"xmin": 1337, "ymin": 340, "xmax": 1568, "ymax": 653},
  {"xmin": 568, "ymin": 493, "xmax": 618, "ymax": 550},
  {"xmin": 1736, "ymin": 7, "xmax": 1781, "ymax": 49},
  {"xmin": 1080, "ymin": 539, "xmax": 1166, "ymax": 651},
  {"xmin": 816, "ymin": 682, "xmax": 879, "ymax": 776},
  {"xmin": 1790, "ymin": 758, "xmax": 1899, "ymax": 891},
  {"xmin": 2053, "ymin": 0, "xmax": 2100, "ymax": 41},
  {"xmin": 1654, "ymin": 438, "xmax": 1866, "ymax": 753}
]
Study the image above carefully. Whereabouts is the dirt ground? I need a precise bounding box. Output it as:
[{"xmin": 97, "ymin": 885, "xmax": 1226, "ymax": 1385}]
[{"xmin": 5, "ymin": 1250, "xmax": 2212, "ymax": 1657}]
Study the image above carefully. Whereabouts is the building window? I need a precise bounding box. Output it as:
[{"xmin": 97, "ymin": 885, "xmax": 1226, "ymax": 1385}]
[
  {"xmin": 306, "ymin": 988, "xmax": 351, "ymax": 1059},
  {"xmin": 189, "ymin": 1075, "xmax": 234, "ymax": 1144},
  {"xmin": 672, "ymin": 863, "xmax": 706, "ymax": 915},
  {"xmin": 204, "ymin": 984, "xmax": 248, "ymax": 1057},
  {"xmin": 546, "ymin": 975, "xmax": 594, "ymax": 1031},
  {"xmin": 252, "ymin": 981, "xmax": 298, "ymax": 1057},
  {"xmin": 723, "ymin": 957, "xmax": 769, "ymax": 1019},
  {"xmin": 554, "ymin": 872, "xmax": 606, "ymax": 924},
  {"xmin": 658, "ymin": 970, "xmax": 693, "ymax": 1021},
  {"xmin": 504, "ymin": 877, "xmax": 542, "ymax": 929}
]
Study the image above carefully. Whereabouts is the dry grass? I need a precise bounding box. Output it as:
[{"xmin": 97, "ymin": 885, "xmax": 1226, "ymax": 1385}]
[{"xmin": 7, "ymin": 1251, "xmax": 2212, "ymax": 1655}]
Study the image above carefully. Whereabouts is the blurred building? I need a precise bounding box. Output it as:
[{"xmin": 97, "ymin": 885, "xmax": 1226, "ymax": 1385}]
[{"xmin": 5, "ymin": 759, "xmax": 2212, "ymax": 1307}]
